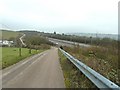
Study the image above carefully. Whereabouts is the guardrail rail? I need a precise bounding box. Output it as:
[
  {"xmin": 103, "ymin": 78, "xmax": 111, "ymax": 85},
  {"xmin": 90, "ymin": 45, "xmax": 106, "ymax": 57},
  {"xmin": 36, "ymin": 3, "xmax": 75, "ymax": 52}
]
[{"xmin": 59, "ymin": 48, "xmax": 120, "ymax": 90}]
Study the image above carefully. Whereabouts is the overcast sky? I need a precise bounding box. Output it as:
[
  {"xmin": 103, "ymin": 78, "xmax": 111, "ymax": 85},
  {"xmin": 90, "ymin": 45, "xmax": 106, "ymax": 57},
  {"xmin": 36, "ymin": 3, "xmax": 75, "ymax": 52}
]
[{"xmin": 0, "ymin": 0, "xmax": 119, "ymax": 34}]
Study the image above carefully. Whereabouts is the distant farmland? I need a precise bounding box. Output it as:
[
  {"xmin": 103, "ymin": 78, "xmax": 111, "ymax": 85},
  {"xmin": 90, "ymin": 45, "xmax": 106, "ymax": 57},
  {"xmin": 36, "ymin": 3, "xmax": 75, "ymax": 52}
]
[{"xmin": 0, "ymin": 30, "xmax": 23, "ymax": 40}]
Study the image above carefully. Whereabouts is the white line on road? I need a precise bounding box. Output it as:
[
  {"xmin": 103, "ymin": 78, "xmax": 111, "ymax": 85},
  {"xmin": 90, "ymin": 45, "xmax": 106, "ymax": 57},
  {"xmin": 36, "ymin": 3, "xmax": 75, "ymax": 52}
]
[
  {"xmin": 4, "ymin": 53, "xmax": 47, "ymax": 85},
  {"xmin": 2, "ymin": 52, "xmax": 47, "ymax": 77}
]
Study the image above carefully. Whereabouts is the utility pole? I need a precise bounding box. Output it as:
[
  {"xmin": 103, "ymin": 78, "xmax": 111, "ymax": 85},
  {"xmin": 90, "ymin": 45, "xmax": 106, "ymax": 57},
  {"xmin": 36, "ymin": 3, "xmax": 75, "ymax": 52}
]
[
  {"xmin": 90, "ymin": 36, "xmax": 92, "ymax": 45},
  {"xmin": 2, "ymin": 36, "xmax": 3, "ymax": 44},
  {"xmin": 96, "ymin": 33, "xmax": 98, "ymax": 45},
  {"xmin": 84, "ymin": 37, "xmax": 86, "ymax": 44},
  {"xmin": 96, "ymin": 32, "xmax": 99, "ymax": 46}
]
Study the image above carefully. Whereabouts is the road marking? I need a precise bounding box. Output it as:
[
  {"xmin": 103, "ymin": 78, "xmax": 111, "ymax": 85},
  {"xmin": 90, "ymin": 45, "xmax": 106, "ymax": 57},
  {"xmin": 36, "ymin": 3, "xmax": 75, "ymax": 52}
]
[
  {"xmin": 2, "ymin": 52, "xmax": 47, "ymax": 77},
  {"xmin": 21, "ymin": 60, "xmax": 29, "ymax": 65},
  {"xmin": 4, "ymin": 53, "xmax": 47, "ymax": 85},
  {"xmin": 2, "ymin": 72, "xmax": 10, "ymax": 76},
  {"xmin": 2, "ymin": 60, "xmax": 29, "ymax": 77}
]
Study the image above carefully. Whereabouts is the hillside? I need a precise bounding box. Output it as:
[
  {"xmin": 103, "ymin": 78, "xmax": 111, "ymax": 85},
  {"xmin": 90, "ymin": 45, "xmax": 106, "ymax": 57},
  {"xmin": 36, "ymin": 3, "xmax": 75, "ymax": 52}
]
[
  {"xmin": 67, "ymin": 33, "xmax": 118, "ymax": 40},
  {"xmin": 0, "ymin": 30, "xmax": 23, "ymax": 40}
]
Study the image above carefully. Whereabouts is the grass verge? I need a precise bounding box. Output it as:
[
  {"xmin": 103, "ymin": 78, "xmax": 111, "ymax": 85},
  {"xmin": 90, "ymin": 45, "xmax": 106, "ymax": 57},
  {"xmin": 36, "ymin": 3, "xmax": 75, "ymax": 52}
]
[
  {"xmin": 58, "ymin": 50, "xmax": 97, "ymax": 88},
  {"xmin": 62, "ymin": 45, "xmax": 120, "ymax": 86}
]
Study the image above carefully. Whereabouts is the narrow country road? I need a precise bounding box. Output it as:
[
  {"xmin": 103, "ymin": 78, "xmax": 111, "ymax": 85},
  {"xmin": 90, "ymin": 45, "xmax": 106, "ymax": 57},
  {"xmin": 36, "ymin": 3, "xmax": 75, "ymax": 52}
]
[
  {"xmin": 19, "ymin": 34, "xmax": 26, "ymax": 47},
  {"xmin": 2, "ymin": 47, "xmax": 65, "ymax": 88}
]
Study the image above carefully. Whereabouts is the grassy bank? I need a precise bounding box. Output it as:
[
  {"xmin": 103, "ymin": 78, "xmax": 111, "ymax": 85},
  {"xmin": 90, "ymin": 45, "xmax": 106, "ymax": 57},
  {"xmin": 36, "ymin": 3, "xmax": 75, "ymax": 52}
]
[
  {"xmin": 2, "ymin": 47, "xmax": 46, "ymax": 69},
  {"xmin": 58, "ymin": 50, "xmax": 97, "ymax": 88},
  {"xmin": 62, "ymin": 45, "xmax": 119, "ymax": 86}
]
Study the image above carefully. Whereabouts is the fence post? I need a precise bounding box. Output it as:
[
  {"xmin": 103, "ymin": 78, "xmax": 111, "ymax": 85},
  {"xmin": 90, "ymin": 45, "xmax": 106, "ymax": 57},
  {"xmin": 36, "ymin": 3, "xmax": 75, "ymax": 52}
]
[
  {"xmin": 29, "ymin": 44, "xmax": 31, "ymax": 54},
  {"xmin": 19, "ymin": 47, "xmax": 21, "ymax": 56}
]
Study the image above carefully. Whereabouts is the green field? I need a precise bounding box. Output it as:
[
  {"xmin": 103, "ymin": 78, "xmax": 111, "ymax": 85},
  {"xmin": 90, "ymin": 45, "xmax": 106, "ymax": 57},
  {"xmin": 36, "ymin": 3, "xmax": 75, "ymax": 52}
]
[
  {"xmin": 2, "ymin": 47, "xmax": 45, "ymax": 69},
  {"xmin": 0, "ymin": 30, "xmax": 23, "ymax": 40}
]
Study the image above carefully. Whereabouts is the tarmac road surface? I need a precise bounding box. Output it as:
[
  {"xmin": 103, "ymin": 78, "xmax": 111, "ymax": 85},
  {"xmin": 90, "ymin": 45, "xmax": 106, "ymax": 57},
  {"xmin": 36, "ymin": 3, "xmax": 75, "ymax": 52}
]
[{"xmin": 2, "ymin": 47, "xmax": 65, "ymax": 88}]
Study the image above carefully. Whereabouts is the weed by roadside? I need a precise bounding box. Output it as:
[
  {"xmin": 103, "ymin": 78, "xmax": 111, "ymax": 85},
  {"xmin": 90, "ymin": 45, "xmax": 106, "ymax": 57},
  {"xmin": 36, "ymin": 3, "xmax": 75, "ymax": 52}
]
[
  {"xmin": 58, "ymin": 50, "xmax": 97, "ymax": 88},
  {"xmin": 62, "ymin": 45, "xmax": 120, "ymax": 86}
]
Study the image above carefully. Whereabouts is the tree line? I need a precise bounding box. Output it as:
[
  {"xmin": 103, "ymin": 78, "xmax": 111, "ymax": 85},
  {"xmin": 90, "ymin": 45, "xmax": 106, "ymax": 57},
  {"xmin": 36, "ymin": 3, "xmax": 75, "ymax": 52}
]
[{"xmin": 42, "ymin": 32, "xmax": 118, "ymax": 49}]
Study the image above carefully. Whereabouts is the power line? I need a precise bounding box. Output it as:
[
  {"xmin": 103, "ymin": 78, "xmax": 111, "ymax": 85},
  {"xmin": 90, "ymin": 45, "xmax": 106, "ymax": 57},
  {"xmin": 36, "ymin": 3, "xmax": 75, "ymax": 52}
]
[{"xmin": 0, "ymin": 23, "xmax": 11, "ymax": 29}]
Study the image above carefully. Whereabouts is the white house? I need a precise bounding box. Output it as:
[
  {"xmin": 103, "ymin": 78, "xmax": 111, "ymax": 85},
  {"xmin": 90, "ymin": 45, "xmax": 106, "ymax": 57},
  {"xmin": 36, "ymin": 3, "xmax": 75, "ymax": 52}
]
[{"xmin": 0, "ymin": 40, "xmax": 14, "ymax": 46}]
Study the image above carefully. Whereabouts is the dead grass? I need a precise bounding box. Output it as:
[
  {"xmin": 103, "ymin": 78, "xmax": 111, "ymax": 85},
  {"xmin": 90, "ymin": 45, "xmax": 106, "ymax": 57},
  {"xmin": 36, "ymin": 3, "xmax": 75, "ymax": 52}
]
[
  {"xmin": 58, "ymin": 50, "xmax": 98, "ymax": 88},
  {"xmin": 62, "ymin": 45, "xmax": 120, "ymax": 86}
]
